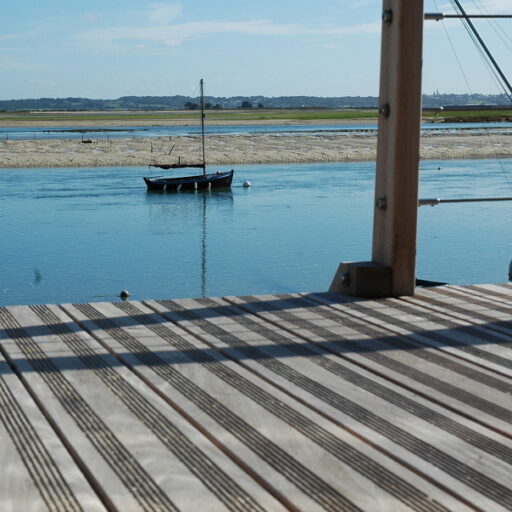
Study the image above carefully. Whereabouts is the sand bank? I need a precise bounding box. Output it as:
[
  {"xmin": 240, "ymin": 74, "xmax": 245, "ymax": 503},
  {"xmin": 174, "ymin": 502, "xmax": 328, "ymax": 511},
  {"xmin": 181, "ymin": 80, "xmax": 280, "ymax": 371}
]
[
  {"xmin": 0, "ymin": 132, "xmax": 510, "ymax": 168},
  {"xmin": 0, "ymin": 114, "xmax": 374, "ymax": 128}
]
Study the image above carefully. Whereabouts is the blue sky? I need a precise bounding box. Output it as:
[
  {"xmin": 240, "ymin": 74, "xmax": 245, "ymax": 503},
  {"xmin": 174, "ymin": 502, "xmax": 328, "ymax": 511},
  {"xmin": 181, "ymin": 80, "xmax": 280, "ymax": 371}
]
[{"xmin": 0, "ymin": 0, "xmax": 510, "ymax": 99}]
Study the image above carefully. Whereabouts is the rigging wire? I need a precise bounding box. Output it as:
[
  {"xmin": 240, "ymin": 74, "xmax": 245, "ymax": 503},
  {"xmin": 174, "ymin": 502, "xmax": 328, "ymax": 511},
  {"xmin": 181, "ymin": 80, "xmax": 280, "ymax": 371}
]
[
  {"xmin": 429, "ymin": 0, "xmax": 512, "ymax": 194},
  {"xmin": 470, "ymin": 0, "xmax": 512, "ymax": 52},
  {"xmin": 190, "ymin": 81, "xmax": 204, "ymax": 169},
  {"xmin": 463, "ymin": 20, "xmax": 509, "ymax": 97},
  {"xmin": 432, "ymin": 0, "xmax": 474, "ymax": 94},
  {"xmin": 448, "ymin": 0, "xmax": 512, "ymax": 102}
]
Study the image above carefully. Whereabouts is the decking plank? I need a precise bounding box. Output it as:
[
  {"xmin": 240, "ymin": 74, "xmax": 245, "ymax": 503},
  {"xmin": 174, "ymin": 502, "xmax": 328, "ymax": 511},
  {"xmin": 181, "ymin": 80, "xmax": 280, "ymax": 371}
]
[
  {"xmin": 386, "ymin": 292, "xmax": 512, "ymax": 356},
  {"xmin": 413, "ymin": 287, "xmax": 512, "ymax": 321},
  {"xmin": 0, "ymin": 304, "xmax": 285, "ymax": 512},
  {"xmin": 306, "ymin": 291, "xmax": 512, "ymax": 378},
  {"xmin": 1, "ymin": 283, "xmax": 511, "ymax": 512},
  {"xmin": 227, "ymin": 293, "xmax": 512, "ymax": 434},
  {"xmin": 461, "ymin": 284, "xmax": 512, "ymax": 304},
  {"xmin": 0, "ymin": 353, "xmax": 107, "ymax": 512},
  {"xmin": 147, "ymin": 296, "xmax": 512, "ymax": 512},
  {"xmin": 63, "ymin": 299, "xmax": 464, "ymax": 512}
]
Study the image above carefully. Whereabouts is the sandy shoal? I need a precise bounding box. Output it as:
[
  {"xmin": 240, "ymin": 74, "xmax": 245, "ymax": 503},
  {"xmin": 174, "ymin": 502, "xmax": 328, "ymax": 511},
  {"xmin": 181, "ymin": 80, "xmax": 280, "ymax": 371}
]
[
  {"xmin": 0, "ymin": 132, "xmax": 511, "ymax": 168},
  {"xmin": 0, "ymin": 117, "xmax": 374, "ymax": 128}
]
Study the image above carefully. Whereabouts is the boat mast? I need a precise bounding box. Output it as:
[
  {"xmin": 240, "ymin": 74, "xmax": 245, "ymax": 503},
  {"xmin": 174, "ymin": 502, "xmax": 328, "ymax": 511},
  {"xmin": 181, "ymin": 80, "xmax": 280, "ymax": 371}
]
[{"xmin": 200, "ymin": 79, "xmax": 206, "ymax": 175}]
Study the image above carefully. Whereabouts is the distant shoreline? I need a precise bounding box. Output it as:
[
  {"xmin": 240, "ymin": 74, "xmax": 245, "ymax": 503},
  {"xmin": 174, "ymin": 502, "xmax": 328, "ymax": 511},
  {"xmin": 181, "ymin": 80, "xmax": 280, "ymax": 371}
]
[{"xmin": 1, "ymin": 131, "xmax": 510, "ymax": 168}]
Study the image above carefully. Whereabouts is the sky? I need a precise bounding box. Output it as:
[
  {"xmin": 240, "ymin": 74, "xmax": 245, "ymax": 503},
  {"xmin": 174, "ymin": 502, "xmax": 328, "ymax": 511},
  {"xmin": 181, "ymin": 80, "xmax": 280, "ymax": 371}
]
[{"xmin": 0, "ymin": 0, "xmax": 511, "ymax": 100}]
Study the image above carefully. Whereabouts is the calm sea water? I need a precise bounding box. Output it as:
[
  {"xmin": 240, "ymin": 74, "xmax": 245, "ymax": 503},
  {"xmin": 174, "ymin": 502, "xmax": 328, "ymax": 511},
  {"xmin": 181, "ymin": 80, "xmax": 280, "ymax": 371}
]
[
  {"xmin": 0, "ymin": 159, "xmax": 510, "ymax": 306},
  {"xmin": 2, "ymin": 122, "xmax": 512, "ymax": 140}
]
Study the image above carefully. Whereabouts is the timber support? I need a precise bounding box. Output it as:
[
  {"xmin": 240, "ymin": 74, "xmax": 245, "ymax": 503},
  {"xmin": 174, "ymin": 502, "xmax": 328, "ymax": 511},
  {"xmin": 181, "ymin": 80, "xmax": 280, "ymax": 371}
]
[{"xmin": 330, "ymin": 0, "xmax": 424, "ymax": 298}]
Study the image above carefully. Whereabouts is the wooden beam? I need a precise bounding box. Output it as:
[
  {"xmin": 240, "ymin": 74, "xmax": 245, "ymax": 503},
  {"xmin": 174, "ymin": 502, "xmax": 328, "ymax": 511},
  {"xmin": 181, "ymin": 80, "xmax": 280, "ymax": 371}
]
[
  {"xmin": 372, "ymin": 0, "xmax": 424, "ymax": 296},
  {"xmin": 330, "ymin": 0, "xmax": 424, "ymax": 297}
]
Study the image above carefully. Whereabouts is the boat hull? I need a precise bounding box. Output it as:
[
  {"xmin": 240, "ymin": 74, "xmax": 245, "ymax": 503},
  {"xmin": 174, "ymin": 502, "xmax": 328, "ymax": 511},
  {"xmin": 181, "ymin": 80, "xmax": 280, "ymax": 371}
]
[{"xmin": 144, "ymin": 170, "xmax": 234, "ymax": 192}]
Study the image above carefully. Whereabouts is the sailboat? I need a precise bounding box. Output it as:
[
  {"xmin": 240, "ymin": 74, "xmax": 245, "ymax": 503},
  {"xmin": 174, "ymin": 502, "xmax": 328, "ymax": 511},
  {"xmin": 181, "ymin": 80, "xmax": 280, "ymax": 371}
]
[{"xmin": 143, "ymin": 79, "xmax": 234, "ymax": 192}]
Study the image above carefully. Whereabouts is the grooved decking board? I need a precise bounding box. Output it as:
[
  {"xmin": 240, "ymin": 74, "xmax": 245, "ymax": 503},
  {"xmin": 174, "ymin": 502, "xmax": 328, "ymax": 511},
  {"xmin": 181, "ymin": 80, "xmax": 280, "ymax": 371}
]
[
  {"xmin": 146, "ymin": 295, "xmax": 512, "ymax": 512},
  {"xmin": 226, "ymin": 293, "xmax": 512, "ymax": 434},
  {"xmin": 307, "ymin": 291, "xmax": 512, "ymax": 377},
  {"xmin": 63, "ymin": 300, "xmax": 459, "ymax": 512},
  {"xmin": 0, "ymin": 354, "xmax": 107, "ymax": 512},
  {"xmin": 0, "ymin": 283, "xmax": 510, "ymax": 512},
  {"xmin": 0, "ymin": 304, "xmax": 286, "ymax": 512}
]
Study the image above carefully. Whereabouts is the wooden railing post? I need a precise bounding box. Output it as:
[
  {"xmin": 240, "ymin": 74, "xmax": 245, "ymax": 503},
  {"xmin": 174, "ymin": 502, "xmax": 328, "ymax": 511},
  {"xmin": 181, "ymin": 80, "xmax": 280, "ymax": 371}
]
[{"xmin": 330, "ymin": 0, "xmax": 424, "ymax": 298}]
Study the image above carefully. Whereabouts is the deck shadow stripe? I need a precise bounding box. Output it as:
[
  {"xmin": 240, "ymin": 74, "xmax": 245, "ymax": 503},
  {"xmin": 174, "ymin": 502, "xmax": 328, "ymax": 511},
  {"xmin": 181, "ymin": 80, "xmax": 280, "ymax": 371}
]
[
  {"xmin": 220, "ymin": 295, "xmax": 512, "ymax": 464},
  {"xmin": 325, "ymin": 296, "xmax": 512, "ymax": 370},
  {"xmin": 77, "ymin": 302, "xmax": 361, "ymax": 512},
  {"xmin": 35, "ymin": 304, "xmax": 264, "ymax": 512},
  {"xmin": 300, "ymin": 293, "xmax": 512, "ymax": 394},
  {"xmin": 0, "ymin": 307, "xmax": 179, "ymax": 512},
  {"xmin": 467, "ymin": 286, "xmax": 512, "ymax": 303},
  {"xmin": 0, "ymin": 368, "xmax": 83, "ymax": 512},
  {"xmin": 113, "ymin": 300, "xmax": 451, "ymax": 512},
  {"xmin": 158, "ymin": 297, "xmax": 512, "ymax": 508},
  {"xmin": 425, "ymin": 288, "xmax": 512, "ymax": 319},
  {"xmin": 234, "ymin": 294, "xmax": 512, "ymax": 423}
]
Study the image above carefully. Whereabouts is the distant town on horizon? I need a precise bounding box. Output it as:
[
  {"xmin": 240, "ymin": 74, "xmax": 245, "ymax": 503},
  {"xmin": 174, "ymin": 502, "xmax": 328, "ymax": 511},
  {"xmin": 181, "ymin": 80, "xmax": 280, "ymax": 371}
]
[{"xmin": 0, "ymin": 92, "xmax": 510, "ymax": 112}]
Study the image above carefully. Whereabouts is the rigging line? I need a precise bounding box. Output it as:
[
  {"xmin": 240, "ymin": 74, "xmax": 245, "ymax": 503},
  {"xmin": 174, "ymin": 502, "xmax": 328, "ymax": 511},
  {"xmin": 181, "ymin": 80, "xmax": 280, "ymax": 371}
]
[
  {"xmin": 190, "ymin": 81, "xmax": 203, "ymax": 170},
  {"xmin": 432, "ymin": 0, "xmax": 474, "ymax": 94},
  {"xmin": 462, "ymin": 19, "xmax": 509, "ymax": 97},
  {"xmin": 450, "ymin": 0, "xmax": 512, "ymax": 102},
  {"xmin": 448, "ymin": 0, "xmax": 512, "ymax": 101},
  {"xmin": 455, "ymin": 16, "xmax": 512, "ymax": 193},
  {"xmin": 461, "ymin": 32, "xmax": 512, "ymax": 192},
  {"xmin": 470, "ymin": 0, "xmax": 512, "ymax": 51},
  {"xmin": 431, "ymin": 0, "xmax": 512, "ymax": 194},
  {"xmin": 464, "ymin": 0, "xmax": 512, "ymax": 73}
]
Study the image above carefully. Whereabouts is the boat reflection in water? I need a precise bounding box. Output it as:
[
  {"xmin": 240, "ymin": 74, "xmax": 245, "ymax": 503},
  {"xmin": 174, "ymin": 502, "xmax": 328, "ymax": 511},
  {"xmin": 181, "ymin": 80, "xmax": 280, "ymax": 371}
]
[{"xmin": 145, "ymin": 190, "xmax": 234, "ymax": 298}]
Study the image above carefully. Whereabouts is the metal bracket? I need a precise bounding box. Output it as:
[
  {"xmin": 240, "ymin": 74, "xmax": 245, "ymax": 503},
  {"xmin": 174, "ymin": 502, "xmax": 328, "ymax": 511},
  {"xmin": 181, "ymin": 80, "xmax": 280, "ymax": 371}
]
[
  {"xmin": 376, "ymin": 196, "xmax": 387, "ymax": 210},
  {"xmin": 382, "ymin": 9, "xmax": 393, "ymax": 24},
  {"xmin": 379, "ymin": 103, "xmax": 390, "ymax": 118}
]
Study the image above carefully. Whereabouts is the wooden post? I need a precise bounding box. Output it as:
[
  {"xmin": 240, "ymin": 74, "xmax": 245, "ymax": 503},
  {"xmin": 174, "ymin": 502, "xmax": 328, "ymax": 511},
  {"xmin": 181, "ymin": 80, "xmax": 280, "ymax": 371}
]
[{"xmin": 330, "ymin": 0, "xmax": 424, "ymax": 297}]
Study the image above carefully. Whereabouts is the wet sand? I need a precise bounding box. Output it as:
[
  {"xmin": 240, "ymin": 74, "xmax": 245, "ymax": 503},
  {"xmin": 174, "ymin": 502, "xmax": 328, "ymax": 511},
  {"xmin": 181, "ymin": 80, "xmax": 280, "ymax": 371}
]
[
  {"xmin": 0, "ymin": 131, "xmax": 511, "ymax": 168},
  {"xmin": 0, "ymin": 116, "xmax": 374, "ymax": 128}
]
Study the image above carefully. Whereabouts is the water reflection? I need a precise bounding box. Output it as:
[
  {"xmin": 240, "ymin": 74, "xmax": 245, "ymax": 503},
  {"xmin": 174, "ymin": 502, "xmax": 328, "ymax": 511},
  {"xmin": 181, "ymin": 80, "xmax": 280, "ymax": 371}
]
[
  {"xmin": 144, "ymin": 190, "xmax": 234, "ymax": 297},
  {"xmin": 0, "ymin": 161, "xmax": 509, "ymax": 306}
]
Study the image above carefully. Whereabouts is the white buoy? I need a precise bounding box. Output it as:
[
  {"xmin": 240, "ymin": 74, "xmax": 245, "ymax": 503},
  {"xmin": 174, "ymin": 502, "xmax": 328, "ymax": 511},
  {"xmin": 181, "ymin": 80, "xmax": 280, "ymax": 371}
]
[
  {"xmin": 120, "ymin": 290, "xmax": 130, "ymax": 300},
  {"xmin": 242, "ymin": 180, "xmax": 252, "ymax": 187}
]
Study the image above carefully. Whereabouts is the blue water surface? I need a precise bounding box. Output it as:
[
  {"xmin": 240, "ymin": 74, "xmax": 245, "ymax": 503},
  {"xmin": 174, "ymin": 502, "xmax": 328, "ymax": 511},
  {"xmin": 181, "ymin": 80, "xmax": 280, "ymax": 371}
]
[
  {"xmin": 2, "ymin": 121, "xmax": 512, "ymax": 140},
  {"xmin": 0, "ymin": 159, "xmax": 510, "ymax": 306}
]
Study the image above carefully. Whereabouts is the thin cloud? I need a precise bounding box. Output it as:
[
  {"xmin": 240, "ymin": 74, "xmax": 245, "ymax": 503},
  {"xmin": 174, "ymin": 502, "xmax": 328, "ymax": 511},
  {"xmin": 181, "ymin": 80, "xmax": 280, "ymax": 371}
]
[
  {"xmin": 77, "ymin": 19, "xmax": 381, "ymax": 50},
  {"xmin": 0, "ymin": 30, "xmax": 40, "ymax": 42},
  {"xmin": 83, "ymin": 12, "xmax": 99, "ymax": 23},
  {"xmin": 149, "ymin": 3, "xmax": 183, "ymax": 24}
]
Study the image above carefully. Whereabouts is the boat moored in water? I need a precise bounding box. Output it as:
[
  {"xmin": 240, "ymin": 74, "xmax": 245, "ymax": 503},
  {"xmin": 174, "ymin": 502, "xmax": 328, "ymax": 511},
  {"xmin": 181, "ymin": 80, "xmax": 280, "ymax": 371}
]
[
  {"xmin": 144, "ymin": 79, "xmax": 234, "ymax": 192},
  {"xmin": 144, "ymin": 169, "xmax": 234, "ymax": 192}
]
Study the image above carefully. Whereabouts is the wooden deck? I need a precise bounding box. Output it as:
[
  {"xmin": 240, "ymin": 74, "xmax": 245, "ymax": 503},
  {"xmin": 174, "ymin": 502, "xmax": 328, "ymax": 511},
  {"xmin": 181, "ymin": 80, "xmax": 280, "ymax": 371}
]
[{"xmin": 1, "ymin": 283, "xmax": 511, "ymax": 512}]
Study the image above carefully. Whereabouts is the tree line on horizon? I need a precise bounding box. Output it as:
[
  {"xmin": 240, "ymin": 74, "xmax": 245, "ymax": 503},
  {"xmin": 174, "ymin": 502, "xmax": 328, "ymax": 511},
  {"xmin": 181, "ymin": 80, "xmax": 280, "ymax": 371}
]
[{"xmin": 0, "ymin": 93, "xmax": 509, "ymax": 112}]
